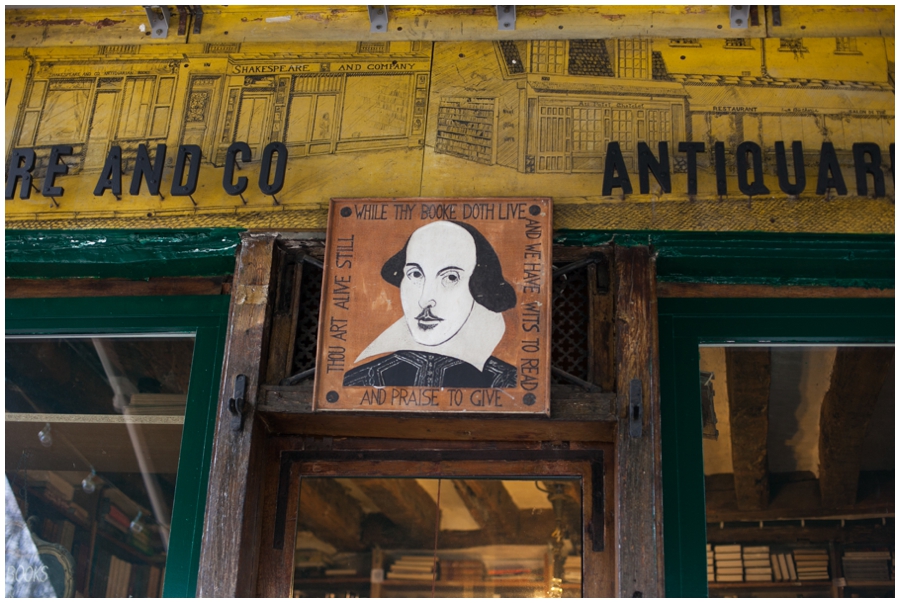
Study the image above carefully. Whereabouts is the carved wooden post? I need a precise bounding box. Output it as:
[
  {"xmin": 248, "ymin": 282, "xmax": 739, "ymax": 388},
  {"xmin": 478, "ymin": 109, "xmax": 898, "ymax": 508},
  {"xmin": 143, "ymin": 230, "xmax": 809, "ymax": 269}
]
[
  {"xmin": 614, "ymin": 245, "xmax": 664, "ymax": 597},
  {"xmin": 197, "ymin": 234, "xmax": 277, "ymax": 596}
]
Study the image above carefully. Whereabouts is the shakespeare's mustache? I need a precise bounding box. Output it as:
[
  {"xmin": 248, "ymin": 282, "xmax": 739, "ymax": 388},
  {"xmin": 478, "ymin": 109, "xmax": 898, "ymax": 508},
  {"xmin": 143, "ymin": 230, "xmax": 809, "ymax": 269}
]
[{"xmin": 414, "ymin": 307, "xmax": 443, "ymax": 323}]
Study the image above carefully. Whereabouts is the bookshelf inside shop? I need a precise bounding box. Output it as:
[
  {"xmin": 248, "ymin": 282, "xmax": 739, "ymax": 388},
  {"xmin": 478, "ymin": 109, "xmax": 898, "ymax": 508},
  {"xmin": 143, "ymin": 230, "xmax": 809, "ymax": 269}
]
[{"xmin": 294, "ymin": 548, "xmax": 583, "ymax": 598}]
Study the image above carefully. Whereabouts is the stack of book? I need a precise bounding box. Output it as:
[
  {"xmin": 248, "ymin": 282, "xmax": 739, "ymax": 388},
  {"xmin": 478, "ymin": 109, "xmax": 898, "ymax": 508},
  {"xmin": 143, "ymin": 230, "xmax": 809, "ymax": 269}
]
[
  {"xmin": 563, "ymin": 555, "xmax": 582, "ymax": 584},
  {"xmin": 793, "ymin": 548, "xmax": 829, "ymax": 581},
  {"xmin": 127, "ymin": 393, "xmax": 187, "ymax": 416},
  {"xmin": 713, "ymin": 544, "xmax": 743, "ymax": 582},
  {"xmin": 706, "ymin": 545, "xmax": 714, "ymax": 582},
  {"xmin": 387, "ymin": 556, "xmax": 436, "ymax": 581},
  {"xmin": 842, "ymin": 550, "xmax": 891, "ymax": 582},
  {"xmin": 106, "ymin": 555, "xmax": 133, "ymax": 598},
  {"xmin": 743, "ymin": 545, "xmax": 773, "ymax": 582},
  {"xmin": 26, "ymin": 470, "xmax": 90, "ymax": 523},
  {"xmin": 487, "ymin": 567, "xmax": 542, "ymax": 581},
  {"xmin": 40, "ymin": 517, "xmax": 76, "ymax": 551},
  {"xmin": 770, "ymin": 551, "xmax": 797, "ymax": 581},
  {"xmin": 441, "ymin": 559, "xmax": 485, "ymax": 582}
]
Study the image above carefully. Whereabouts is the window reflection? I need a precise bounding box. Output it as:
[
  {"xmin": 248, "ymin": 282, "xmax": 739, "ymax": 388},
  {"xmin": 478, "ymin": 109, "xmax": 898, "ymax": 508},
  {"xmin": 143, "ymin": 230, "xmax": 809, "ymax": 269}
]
[
  {"xmin": 5, "ymin": 335, "xmax": 194, "ymax": 598},
  {"xmin": 700, "ymin": 345, "xmax": 894, "ymax": 598},
  {"xmin": 293, "ymin": 478, "xmax": 582, "ymax": 598}
]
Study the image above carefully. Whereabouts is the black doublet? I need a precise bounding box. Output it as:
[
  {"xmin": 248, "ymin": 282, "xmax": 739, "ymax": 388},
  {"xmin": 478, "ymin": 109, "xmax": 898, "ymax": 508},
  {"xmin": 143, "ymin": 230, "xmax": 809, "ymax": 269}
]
[{"xmin": 342, "ymin": 350, "xmax": 517, "ymax": 388}]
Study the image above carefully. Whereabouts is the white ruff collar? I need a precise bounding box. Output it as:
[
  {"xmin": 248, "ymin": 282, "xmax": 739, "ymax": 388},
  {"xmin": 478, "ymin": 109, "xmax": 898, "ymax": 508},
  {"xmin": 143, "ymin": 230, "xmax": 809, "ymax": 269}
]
[{"xmin": 353, "ymin": 303, "xmax": 506, "ymax": 371}]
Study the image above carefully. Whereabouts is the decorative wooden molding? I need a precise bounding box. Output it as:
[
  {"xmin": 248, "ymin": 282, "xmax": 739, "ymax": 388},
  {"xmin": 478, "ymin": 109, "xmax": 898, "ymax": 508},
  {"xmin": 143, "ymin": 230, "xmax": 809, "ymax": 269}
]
[{"xmin": 5, "ymin": 277, "xmax": 230, "ymax": 298}]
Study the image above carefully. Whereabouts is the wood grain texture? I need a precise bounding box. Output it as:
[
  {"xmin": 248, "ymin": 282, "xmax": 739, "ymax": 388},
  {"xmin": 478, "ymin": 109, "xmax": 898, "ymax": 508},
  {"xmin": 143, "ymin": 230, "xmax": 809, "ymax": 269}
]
[
  {"xmin": 197, "ymin": 235, "xmax": 277, "ymax": 597},
  {"xmin": 725, "ymin": 348, "xmax": 771, "ymax": 511},
  {"xmin": 588, "ymin": 260, "xmax": 616, "ymax": 391},
  {"xmin": 613, "ymin": 246, "xmax": 663, "ymax": 597},
  {"xmin": 5, "ymin": 276, "xmax": 229, "ymax": 298},
  {"xmin": 298, "ymin": 477, "xmax": 366, "ymax": 552},
  {"xmin": 656, "ymin": 282, "xmax": 894, "ymax": 298},
  {"xmin": 818, "ymin": 347, "xmax": 894, "ymax": 507}
]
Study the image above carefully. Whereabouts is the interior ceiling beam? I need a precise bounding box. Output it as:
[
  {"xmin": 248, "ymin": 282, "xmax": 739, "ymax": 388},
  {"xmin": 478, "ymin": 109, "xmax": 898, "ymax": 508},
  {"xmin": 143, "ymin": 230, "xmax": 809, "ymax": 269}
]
[
  {"xmin": 818, "ymin": 347, "xmax": 894, "ymax": 508},
  {"xmin": 297, "ymin": 477, "xmax": 367, "ymax": 552},
  {"xmin": 450, "ymin": 479, "xmax": 521, "ymax": 536},
  {"xmin": 725, "ymin": 347, "xmax": 771, "ymax": 511},
  {"xmin": 353, "ymin": 478, "xmax": 437, "ymax": 547},
  {"xmin": 4, "ymin": 6, "xmax": 893, "ymax": 48}
]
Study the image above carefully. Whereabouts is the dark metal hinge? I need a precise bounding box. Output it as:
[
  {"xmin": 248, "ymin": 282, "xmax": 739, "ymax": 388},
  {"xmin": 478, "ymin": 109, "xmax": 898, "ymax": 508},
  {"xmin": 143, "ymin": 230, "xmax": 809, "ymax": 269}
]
[{"xmin": 228, "ymin": 374, "xmax": 248, "ymax": 431}]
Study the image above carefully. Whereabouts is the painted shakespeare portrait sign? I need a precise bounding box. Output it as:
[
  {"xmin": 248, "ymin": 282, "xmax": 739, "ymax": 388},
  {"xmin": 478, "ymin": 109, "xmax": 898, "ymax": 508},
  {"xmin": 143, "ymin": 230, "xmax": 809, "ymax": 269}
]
[{"xmin": 313, "ymin": 197, "xmax": 552, "ymax": 414}]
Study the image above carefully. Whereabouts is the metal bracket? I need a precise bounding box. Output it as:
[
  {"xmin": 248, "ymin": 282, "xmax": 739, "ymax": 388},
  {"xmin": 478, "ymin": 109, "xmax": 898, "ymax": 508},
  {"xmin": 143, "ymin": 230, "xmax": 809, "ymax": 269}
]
[
  {"xmin": 192, "ymin": 5, "xmax": 204, "ymax": 35},
  {"xmin": 367, "ymin": 6, "xmax": 388, "ymax": 33},
  {"xmin": 228, "ymin": 374, "xmax": 248, "ymax": 431},
  {"xmin": 730, "ymin": 5, "xmax": 750, "ymax": 29},
  {"xmin": 771, "ymin": 6, "xmax": 782, "ymax": 27},
  {"xmin": 143, "ymin": 6, "xmax": 171, "ymax": 39},
  {"xmin": 628, "ymin": 378, "xmax": 643, "ymax": 438},
  {"xmin": 496, "ymin": 6, "xmax": 516, "ymax": 30}
]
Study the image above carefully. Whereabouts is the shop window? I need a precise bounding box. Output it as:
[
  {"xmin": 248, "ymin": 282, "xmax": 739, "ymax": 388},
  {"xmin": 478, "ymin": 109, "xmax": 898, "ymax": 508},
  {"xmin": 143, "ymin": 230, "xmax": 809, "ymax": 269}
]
[
  {"xmin": 5, "ymin": 297, "xmax": 228, "ymax": 598},
  {"xmin": 835, "ymin": 37, "xmax": 861, "ymax": 55},
  {"xmin": 724, "ymin": 38, "xmax": 753, "ymax": 49},
  {"xmin": 267, "ymin": 449, "xmax": 607, "ymax": 598},
  {"xmin": 779, "ymin": 38, "xmax": 808, "ymax": 53},
  {"xmin": 669, "ymin": 38, "xmax": 701, "ymax": 47},
  {"xmin": 700, "ymin": 345, "xmax": 894, "ymax": 598},
  {"xmin": 530, "ymin": 41, "xmax": 567, "ymax": 75},
  {"xmin": 616, "ymin": 40, "xmax": 651, "ymax": 80},
  {"xmin": 658, "ymin": 298, "xmax": 894, "ymax": 597}
]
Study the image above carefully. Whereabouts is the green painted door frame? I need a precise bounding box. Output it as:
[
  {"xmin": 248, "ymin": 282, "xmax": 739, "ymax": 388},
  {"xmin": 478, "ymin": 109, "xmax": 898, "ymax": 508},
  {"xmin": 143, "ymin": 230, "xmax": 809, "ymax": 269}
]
[
  {"xmin": 658, "ymin": 298, "xmax": 894, "ymax": 597},
  {"xmin": 6, "ymin": 296, "xmax": 230, "ymax": 598}
]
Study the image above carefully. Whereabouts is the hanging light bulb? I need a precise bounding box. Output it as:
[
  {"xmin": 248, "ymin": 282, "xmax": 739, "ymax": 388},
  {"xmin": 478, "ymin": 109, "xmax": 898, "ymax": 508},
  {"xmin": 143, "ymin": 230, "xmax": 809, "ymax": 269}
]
[
  {"xmin": 82, "ymin": 469, "xmax": 98, "ymax": 494},
  {"xmin": 129, "ymin": 511, "xmax": 144, "ymax": 534},
  {"xmin": 38, "ymin": 423, "xmax": 53, "ymax": 447}
]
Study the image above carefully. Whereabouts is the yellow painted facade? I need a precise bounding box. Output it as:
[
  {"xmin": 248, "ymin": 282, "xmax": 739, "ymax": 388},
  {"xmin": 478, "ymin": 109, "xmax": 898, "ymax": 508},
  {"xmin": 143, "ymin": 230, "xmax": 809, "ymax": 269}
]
[{"xmin": 5, "ymin": 7, "xmax": 895, "ymax": 233}]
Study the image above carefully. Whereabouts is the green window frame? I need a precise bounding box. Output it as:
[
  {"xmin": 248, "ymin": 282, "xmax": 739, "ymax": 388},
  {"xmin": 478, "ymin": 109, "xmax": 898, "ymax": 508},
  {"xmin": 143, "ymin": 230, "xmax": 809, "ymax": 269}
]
[
  {"xmin": 658, "ymin": 298, "xmax": 894, "ymax": 597},
  {"xmin": 6, "ymin": 295, "xmax": 229, "ymax": 598}
]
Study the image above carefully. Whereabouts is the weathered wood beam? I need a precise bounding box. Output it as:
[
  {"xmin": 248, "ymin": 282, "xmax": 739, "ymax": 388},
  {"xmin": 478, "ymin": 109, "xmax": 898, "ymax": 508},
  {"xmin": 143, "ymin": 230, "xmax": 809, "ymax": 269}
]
[
  {"xmin": 657, "ymin": 282, "xmax": 894, "ymax": 299},
  {"xmin": 257, "ymin": 383, "xmax": 617, "ymax": 441},
  {"xmin": 725, "ymin": 348, "xmax": 771, "ymax": 511},
  {"xmin": 438, "ymin": 509, "xmax": 558, "ymax": 548},
  {"xmin": 614, "ymin": 245, "xmax": 664, "ymax": 597},
  {"xmin": 451, "ymin": 479, "xmax": 521, "ymax": 537},
  {"xmin": 819, "ymin": 347, "xmax": 894, "ymax": 507},
  {"xmin": 298, "ymin": 478, "xmax": 366, "ymax": 552},
  {"xmin": 354, "ymin": 479, "xmax": 437, "ymax": 547},
  {"xmin": 197, "ymin": 235, "xmax": 277, "ymax": 597},
  {"xmin": 6, "ymin": 276, "xmax": 230, "ymax": 298},
  {"xmin": 587, "ymin": 259, "xmax": 616, "ymax": 391}
]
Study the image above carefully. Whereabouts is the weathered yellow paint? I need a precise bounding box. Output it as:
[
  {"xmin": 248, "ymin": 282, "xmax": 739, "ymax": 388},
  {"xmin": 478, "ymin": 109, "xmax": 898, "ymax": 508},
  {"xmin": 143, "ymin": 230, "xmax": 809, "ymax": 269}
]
[
  {"xmin": 6, "ymin": 6, "xmax": 894, "ymax": 48},
  {"xmin": 4, "ymin": 16, "xmax": 895, "ymax": 234}
]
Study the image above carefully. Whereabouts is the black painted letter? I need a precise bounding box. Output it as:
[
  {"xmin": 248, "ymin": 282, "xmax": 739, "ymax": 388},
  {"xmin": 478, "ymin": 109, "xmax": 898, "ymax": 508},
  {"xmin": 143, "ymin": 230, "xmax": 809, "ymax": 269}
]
[
  {"xmin": 6, "ymin": 148, "xmax": 36, "ymax": 200},
  {"xmin": 714, "ymin": 142, "xmax": 727, "ymax": 195},
  {"xmin": 171, "ymin": 145, "xmax": 202, "ymax": 196},
  {"xmin": 130, "ymin": 144, "xmax": 167, "ymax": 196},
  {"xmin": 852, "ymin": 143, "xmax": 885, "ymax": 197},
  {"xmin": 816, "ymin": 142, "xmax": 848, "ymax": 196},
  {"xmin": 736, "ymin": 141, "xmax": 770, "ymax": 196},
  {"xmin": 774, "ymin": 141, "xmax": 806, "ymax": 195},
  {"xmin": 602, "ymin": 142, "xmax": 633, "ymax": 196},
  {"xmin": 638, "ymin": 142, "xmax": 671, "ymax": 194},
  {"xmin": 42, "ymin": 145, "xmax": 72, "ymax": 198},
  {"xmin": 93, "ymin": 146, "xmax": 123, "ymax": 197},
  {"xmin": 259, "ymin": 142, "xmax": 288, "ymax": 196},
  {"xmin": 223, "ymin": 142, "xmax": 251, "ymax": 195},
  {"xmin": 678, "ymin": 142, "xmax": 705, "ymax": 195}
]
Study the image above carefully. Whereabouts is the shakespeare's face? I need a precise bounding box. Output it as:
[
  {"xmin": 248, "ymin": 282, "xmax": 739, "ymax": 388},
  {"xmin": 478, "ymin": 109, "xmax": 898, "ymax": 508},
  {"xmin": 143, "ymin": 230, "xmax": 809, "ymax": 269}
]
[{"xmin": 400, "ymin": 222, "xmax": 477, "ymax": 346}]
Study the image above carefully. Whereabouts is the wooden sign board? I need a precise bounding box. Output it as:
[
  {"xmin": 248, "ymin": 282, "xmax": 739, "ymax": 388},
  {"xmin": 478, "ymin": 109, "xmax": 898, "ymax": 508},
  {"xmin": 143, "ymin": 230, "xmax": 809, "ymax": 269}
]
[{"xmin": 313, "ymin": 197, "xmax": 552, "ymax": 414}]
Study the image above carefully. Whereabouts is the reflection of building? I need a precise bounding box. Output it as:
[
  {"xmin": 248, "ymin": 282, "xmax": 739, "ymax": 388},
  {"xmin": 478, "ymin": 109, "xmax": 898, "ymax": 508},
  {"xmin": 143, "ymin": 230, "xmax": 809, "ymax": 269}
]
[
  {"xmin": 431, "ymin": 37, "xmax": 894, "ymax": 177},
  {"xmin": 10, "ymin": 42, "xmax": 432, "ymax": 174}
]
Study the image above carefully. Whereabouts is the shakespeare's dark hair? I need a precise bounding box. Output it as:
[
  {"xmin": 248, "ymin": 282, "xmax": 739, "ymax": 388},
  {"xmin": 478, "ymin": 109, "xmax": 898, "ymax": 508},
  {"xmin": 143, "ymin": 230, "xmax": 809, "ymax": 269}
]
[{"xmin": 381, "ymin": 221, "xmax": 517, "ymax": 313}]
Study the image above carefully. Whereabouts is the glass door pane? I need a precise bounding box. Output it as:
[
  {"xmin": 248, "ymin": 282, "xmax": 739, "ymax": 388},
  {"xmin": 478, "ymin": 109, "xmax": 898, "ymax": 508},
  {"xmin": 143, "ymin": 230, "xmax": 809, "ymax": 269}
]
[
  {"xmin": 292, "ymin": 477, "xmax": 582, "ymax": 598},
  {"xmin": 5, "ymin": 334, "xmax": 195, "ymax": 598},
  {"xmin": 699, "ymin": 345, "xmax": 894, "ymax": 598}
]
